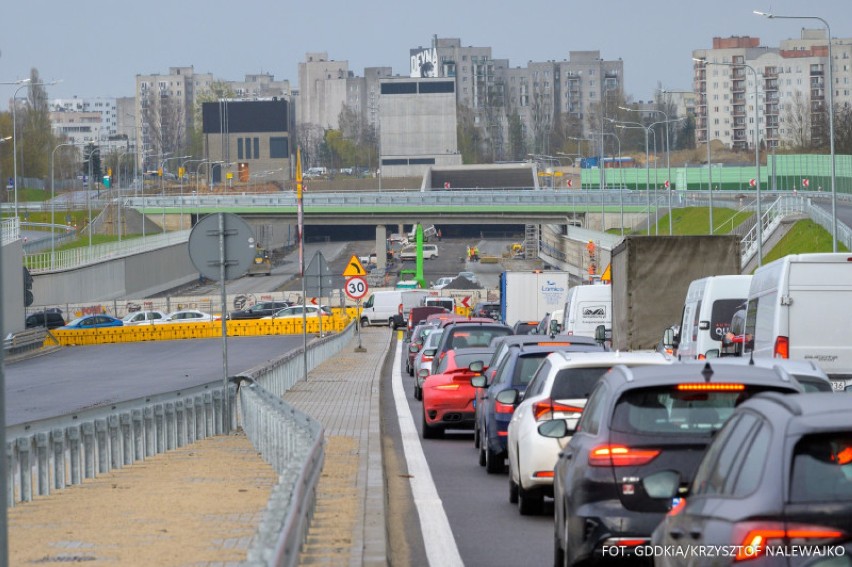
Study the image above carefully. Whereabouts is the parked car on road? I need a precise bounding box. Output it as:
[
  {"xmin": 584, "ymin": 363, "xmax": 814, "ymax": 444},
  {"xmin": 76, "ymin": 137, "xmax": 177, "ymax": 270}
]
[
  {"xmin": 121, "ymin": 310, "xmax": 167, "ymax": 325},
  {"xmin": 25, "ymin": 309, "xmax": 66, "ymax": 329},
  {"xmin": 60, "ymin": 315, "xmax": 124, "ymax": 329},
  {"xmin": 229, "ymin": 301, "xmax": 291, "ymax": 320},
  {"xmin": 265, "ymin": 305, "xmax": 332, "ymax": 319},
  {"xmin": 164, "ymin": 310, "xmax": 217, "ymax": 323},
  {"xmin": 651, "ymin": 391, "xmax": 852, "ymax": 566},
  {"xmin": 548, "ymin": 360, "xmax": 805, "ymax": 566}
]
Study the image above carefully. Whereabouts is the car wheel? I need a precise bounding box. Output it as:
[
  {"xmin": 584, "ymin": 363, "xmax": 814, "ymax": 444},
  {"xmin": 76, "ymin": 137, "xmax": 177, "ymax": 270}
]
[
  {"xmin": 509, "ymin": 476, "xmax": 519, "ymax": 504},
  {"xmin": 414, "ymin": 385, "xmax": 422, "ymax": 401},
  {"xmin": 485, "ymin": 444, "xmax": 504, "ymax": 474},
  {"xmin": 421, "ymin": 410, "xmax": 442, "ymax": 439},
  {"xmin": 360, "ymin": 317, "xmax": 369, "ymax": 327},
  {"xmin": 478, "ymin": 435, "xmax": 486, "ymax": 467},
  {"xmin": 553, "ymin": 532, "xmax": 565, "ymax": 567},
  {"xmin": 473, "ymin": 423, "xmax": 480, "ymax": 449},
  {"xmin": 518, "ymin": 484, "xmax": 543, "ymax": 516}
]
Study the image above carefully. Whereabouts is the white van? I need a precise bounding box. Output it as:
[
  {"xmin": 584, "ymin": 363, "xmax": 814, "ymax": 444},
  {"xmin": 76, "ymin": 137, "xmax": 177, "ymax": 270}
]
[
  {"xmin": 743, "ymin": 253, "xmax": 852, "ymax": 389},
  {"xmin": 675, "ymin": 274, "xmax": 752, "ymax": 359},
  {"xmin": 400, "ymin": 244, "xmax": 439, "ymax": 260},
  {"xmin": 560, "ymin": 284, "xmax": 611, "ymax": 338},
  {"xmin": 360, "ymin": 290, "xmax": 404, "ymax": 327}
]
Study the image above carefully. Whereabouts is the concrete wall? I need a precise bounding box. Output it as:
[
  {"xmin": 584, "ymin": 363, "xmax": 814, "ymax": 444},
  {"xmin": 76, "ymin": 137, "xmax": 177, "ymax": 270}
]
[
  {"xmin": 3, "ymin": 240, "xmax": 26, "ymax": 334},
  {"xmin": 33, "ymin": 243, "xmax": 198, "ymax": 305}
]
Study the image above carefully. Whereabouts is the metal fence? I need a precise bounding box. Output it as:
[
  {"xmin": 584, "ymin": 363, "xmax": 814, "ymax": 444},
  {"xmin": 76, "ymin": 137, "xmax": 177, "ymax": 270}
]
[{"xmin": 6, "ymin": 321, "xmax": 356, "ymax": 566}]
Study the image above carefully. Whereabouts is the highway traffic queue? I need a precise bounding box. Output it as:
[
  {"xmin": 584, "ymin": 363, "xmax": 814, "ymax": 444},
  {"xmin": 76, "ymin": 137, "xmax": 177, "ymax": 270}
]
[{"xmin": 403, "ymin": 252, "xmax": 852, "ymax": 567}]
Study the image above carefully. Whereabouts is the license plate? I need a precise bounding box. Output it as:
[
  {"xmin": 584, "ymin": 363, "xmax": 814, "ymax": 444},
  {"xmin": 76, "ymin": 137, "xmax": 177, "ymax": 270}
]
[{"xmin": 831, "ymin": 380, "xmax": 847, "ymax": 392}]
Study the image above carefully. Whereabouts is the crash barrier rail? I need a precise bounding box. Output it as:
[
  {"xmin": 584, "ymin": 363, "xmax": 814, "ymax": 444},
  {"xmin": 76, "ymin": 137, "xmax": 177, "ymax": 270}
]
[
  {"xmin": 47, "ymin": 309, "xmax": 359, "ymax": 347},
  {"xmin": 3, "ymin": 328, "xmax": 48, "ymax": 356},
  {"xmin": 7, "ymin": 320, "xmax": 356, "ymax": 565}
]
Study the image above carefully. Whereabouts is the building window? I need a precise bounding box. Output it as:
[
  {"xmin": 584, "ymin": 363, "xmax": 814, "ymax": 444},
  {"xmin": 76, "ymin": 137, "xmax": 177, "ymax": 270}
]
[
  {"xmin": 238, "ymin": 138, "xmax": 244, "ymax": 160},
  {"xmin": 270, "ymin": 137, "xmax": 288, "ymax": 158},
  {"xmin": 254, "ymin": 137, "xmax": 260, "ymax": 159}
]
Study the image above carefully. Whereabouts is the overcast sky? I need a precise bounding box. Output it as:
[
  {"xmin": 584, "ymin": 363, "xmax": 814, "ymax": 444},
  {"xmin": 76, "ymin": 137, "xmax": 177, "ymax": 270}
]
[{"xmin": 2, "ymin": 0, "xmax": 848, "ymax": 105}]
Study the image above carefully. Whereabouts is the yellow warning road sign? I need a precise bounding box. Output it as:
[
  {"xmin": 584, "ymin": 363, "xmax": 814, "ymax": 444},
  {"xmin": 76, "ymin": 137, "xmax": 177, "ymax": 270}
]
[
  {"xmin": 343, "ymin": 255, "xmax": 366, "ymax": 276},
  {"xmin": 601, "ymin": 263, "xmax": 612, "ymax": 283}
]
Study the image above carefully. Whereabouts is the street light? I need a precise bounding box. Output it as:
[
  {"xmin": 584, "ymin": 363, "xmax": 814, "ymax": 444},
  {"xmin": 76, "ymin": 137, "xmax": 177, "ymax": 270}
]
[
  {"xmin": 754, "ymin": 10, "xmax": 837, "ymax": 252},
  {"xmin": 696, "ymin": 57, "xmax": 763, "ymax": 265},
  {"xmin": 610, "ymin": 118, "xmax": 652, "ymax": 232},
  {"xmin": 51, "ymin": 142, "xmax": 80, "ymax": 268}
]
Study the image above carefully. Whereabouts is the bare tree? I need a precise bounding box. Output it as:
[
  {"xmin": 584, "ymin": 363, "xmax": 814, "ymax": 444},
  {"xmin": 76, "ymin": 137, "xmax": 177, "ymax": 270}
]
[
  {"xmin": 296, "ymin": 123, "xmax": 325, "ymax": 168},
  {"xmin": 782, "ymin": 90, "xmax": 812, "ymax": 150},
  {"xmin": 21, "ymin": 68, "xmax": 55, "ymax": 180}
]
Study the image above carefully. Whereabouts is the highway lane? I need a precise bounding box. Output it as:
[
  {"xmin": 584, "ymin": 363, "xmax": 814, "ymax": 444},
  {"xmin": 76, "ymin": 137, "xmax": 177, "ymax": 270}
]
[
  {"xmin": 5, "ymin": 335, "xmax": 304, "ymax": 426},
  {"xmin": 396, "ymin": 338, "xmax": 554, "ymax": 567}
]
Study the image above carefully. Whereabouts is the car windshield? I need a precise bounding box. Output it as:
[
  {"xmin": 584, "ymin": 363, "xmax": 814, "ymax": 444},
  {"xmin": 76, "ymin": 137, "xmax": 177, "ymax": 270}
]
[
  {"xmin": 66, "ymin": 317, "xmax": 86, "ymax": 326},
  {"xmin": 551, "ymin": 367, "xmax": 612, "ymax": 399},
  {"xmin": 451, "ymin": 327, "xmax": 511, "ymax": 349},
  {"xmin": 790, "ymin": 432, "xmax": 852, "ymax": 503},
  {"xmin": 511, "ymin": 354, "xmax": 549, "ymax": 386}
]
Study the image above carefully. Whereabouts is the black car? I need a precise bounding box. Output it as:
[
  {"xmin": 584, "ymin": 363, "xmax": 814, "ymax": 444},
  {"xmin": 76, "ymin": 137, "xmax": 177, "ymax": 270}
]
[
  {"xmin": 651, "ymin": 391, "xmax": 852, "ymax": 566},
  {"xmin": 472, "ymin": 339, "xmax": 606, "ymax": 474},
  {"xmin": 430, "ymin": 321, "xmax": 512, "ymax": 375},
  {"xmin": 25, "ymin": 309, "xmax": 66, "ymax": 329},
  {"xmin": 546, "ymin": 361, "xmax": 805, "ymax": 566},
  {"xmin": 472, "ymin": 302, "xmax": 502, "ymax": 321},
  {"xmin": 512, "ymin": 320, "xmax": 539, "ymax": 335},
  {"xmin": 228, "ymin": 301, "xmax": 291, "ymax": 320}
]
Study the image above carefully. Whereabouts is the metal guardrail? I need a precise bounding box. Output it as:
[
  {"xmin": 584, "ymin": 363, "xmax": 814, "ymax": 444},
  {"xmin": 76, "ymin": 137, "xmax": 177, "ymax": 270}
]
[
  {"xmin": 1, "ymin": 217, "xmax": 20, "ymax": 246},
  {"xmin": 6, "ymin": 321, "xmax": 356, "ymax": 566}
]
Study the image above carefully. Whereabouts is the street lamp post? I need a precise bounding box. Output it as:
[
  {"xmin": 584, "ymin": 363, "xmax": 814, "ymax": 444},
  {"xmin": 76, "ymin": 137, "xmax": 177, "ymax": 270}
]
[
  {"xmin": 10, "ymin": 79, "xmax": 31, "ymax": 220},
  {"xmin": 699, "ymin": 57, "xmax": 763, "ymax": 265},
  {"xmin": 754, "ymin": 10, "xmax": 837, "ymax": 252},
  {"xmin": 51, "ymin": 142, "xmax": 80, "ymax": 268},
  {"xmin": 611, "ymin": 119, "xmax": 652, "ymax": 232}
]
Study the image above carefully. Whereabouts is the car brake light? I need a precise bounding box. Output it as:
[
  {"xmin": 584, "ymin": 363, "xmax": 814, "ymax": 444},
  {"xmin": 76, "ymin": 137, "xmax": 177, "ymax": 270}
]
[
  {"xmin": 774, "ymin": 336, "xmax": 789, "ymax": 359},
  {"xmin": 495, "ymin": 401, "xmax": 515, "ymax": 414},
  {"xmin": 697, "ymin": 353, "xmax": 706, "ymax": 360},
  {"xmin": 677, "ymin": 383, "xmax": 745, "ymax": 391},
  {"xmin": 533, "ymin": 400, "xmax": 584, "ymax": 421},
  {"xmin": 733, "ymin": 521, "xmax": 845, "ymax": 561},
  {"xmin": 542, "ymin": 342, "xmax": 572, "ymax": 346},
  {"xmin": 435, "ymin": 384, "xmax": 460, "ymax": 391},
  {"xmin": 588, "ymin": 445, "xmax": 660, "ymax": 467},
  {"xmin": 533, "ymin": 470, "xmax": 554, "ymax": 478}
]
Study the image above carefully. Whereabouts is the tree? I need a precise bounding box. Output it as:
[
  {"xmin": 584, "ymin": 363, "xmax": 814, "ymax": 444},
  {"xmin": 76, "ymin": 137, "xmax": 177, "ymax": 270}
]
[
  {"xmin": 296, "ymin": 123, "xmax": 326, "ymax": 169},
  {"xmin": 506, "ymin": 111, "xmax": 526, "ymax": 162},
  {"xmin": 190, "ymin": 81, "xmax": 236, "ymax": 158},
  {"xmin": 456, "ymin": 103, "xmax": 484, "ymax": 164},
  {"xmin": 835, "ymin": 103, "xmax": 852, "ymax": 156},
  {"xmin": 20, "ymin": 68, "xmax": 55, "ymax": 181},
  {"xmin": 782, "ymin": 90, "xmax": 812, "ymax": 150}
]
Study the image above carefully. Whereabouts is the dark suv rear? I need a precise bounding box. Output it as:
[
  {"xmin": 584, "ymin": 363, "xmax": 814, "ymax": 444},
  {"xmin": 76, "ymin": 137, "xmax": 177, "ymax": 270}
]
[
  {"xmin": 228, "ymin": 301, "xmax": 291, "ymax": 320},
  {"xmin": 430, "ymin": 321, "xmax": 512, "ymax": 375},
  {"xmin": 25, "ymin": 310, "xmax": 66, "ymax": 329},
  {"xmin": 548, "ymin": 361, "xmax": 804, "ymax": 566}
]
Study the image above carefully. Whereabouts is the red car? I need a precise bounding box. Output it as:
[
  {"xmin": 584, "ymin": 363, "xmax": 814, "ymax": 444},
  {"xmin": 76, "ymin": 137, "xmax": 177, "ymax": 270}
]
[{"xmin": 421, "ymin": 347, "xmax": 492, "ymax": 439}]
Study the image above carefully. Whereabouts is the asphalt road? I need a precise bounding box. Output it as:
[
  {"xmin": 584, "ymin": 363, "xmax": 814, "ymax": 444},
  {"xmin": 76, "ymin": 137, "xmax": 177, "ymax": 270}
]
[{"xmin": 5, "ymin": 335, "xmax": 304, "ymax": 426}]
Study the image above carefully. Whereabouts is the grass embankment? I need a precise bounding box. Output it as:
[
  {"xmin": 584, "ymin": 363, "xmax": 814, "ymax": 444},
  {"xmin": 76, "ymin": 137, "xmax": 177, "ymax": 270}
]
[{"xmin": 761, "ymin": 219, "xmax": 848, "ymax": 263}]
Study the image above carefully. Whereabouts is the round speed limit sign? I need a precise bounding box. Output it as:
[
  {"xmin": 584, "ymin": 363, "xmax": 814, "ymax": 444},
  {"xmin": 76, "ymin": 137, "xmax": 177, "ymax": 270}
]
[{"xmin": 345, "ymin": 276, "xmax": 369, "ymax": 300}]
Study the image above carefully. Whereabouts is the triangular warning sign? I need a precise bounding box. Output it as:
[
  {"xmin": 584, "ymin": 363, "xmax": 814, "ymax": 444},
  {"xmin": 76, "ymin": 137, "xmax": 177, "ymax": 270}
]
[
  {"xmin": 343, "ymin": 255, "xmax": 366, "ymax": 277},
  {"xmin": 600, "ymin": 263, "xmax": 612, "ymax": 283}
]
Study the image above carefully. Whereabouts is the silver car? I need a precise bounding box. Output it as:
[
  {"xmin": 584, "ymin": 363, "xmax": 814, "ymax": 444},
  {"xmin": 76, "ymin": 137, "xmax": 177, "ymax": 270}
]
[{"xmin": 413, "ymin": 329, "xmax": 444, "ymax": 400}]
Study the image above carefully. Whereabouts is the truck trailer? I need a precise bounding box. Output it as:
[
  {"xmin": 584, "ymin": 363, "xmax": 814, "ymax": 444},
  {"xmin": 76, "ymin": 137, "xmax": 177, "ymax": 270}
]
[{"xmin": 499, "ymin": 270, "xmax": 570, "ymax": 326}]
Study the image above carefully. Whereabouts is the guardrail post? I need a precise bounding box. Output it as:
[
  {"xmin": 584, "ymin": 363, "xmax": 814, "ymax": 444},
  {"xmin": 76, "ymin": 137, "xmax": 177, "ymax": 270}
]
[
  {"xmin": 82, "ymin": 421, "xmax": 95, "ymax": 479},
  {"xmin": 175, "ymin": 401, "xmax": 186, "ymax": 447},
  {"xmin": 95, "ymin": 419, "xmax": 109, "ymax": 474},
  {"xmin": 36, "ymin": 432, "xmax": 50, "ymax": 496},
  {"xmin": 185, "ymin": 398, "xmax": 196, "ymax": 444},
  {"xmin": 121, "ymin": 413, "xmax": 133, "ymax": 465},
  {"xmin": 213, "ymin": 390, "xmax": 223, "ymax": 435},
  {"xmin": 203, "ymin": 392, "xmax": 214, "ymax": 438},
  {"xmin": 108, "ymin": 415, "xmax": 122, "ymax": 470},
  {"xmin": 67, "ymin": 427, "xmax": 81, "ymax": 485},
  {"xmin": 17, "ymin": 437, "xmax": 32, "ymax": 502},
  {"xmin": 154, "ymin": 404, "xmax": 165, "ymax": 454},
  {"xmin": 133, "ymin": 408, "xmax": 146, "ymax": 461},
  {"xmin": 165, "ymin": 402, "xmax": 177, "ymax": 450},
  {"xmin": 144, "ymin": 406, "xmax": 156, "ymax": 457},
  {"xmin": 52, "ymin": 429, "xmax": 66, "ymax": 490},
  {"xmin": 6, "ymin": 442, "xmax": 15, "ymax": 507}
]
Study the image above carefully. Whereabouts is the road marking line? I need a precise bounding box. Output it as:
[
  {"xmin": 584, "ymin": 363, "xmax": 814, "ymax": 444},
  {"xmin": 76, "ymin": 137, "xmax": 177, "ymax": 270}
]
[{"xmin": 391, "ymin": 340, "xmax": 463, "ymax": 567}]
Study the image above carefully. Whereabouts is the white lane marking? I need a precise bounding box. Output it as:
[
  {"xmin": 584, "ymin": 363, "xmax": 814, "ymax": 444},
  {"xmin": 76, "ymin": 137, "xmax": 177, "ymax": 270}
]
[{"xmin": 391, "ymin": 340, "xmax": 464, "ymax": 567}]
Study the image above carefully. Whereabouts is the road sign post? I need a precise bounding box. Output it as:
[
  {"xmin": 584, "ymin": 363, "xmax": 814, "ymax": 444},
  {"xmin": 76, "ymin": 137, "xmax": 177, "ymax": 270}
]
[{"xmin": 344, "ymin": 270, "xmax": 369, "ymax": 353}]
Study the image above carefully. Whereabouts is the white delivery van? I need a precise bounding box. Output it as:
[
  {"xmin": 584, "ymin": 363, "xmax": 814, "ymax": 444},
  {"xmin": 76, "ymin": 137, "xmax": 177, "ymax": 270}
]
[
  {"xmin": 400, "ymin": 244, "xmax": 439, "ymax": 260},
  {"xmin": 743, "ymin": 253, "xmax": 852, "ymax": 389},
  {"xmin": 560, "ymin": 284, "xmax": 611, "ymax": 338},
  {"xmin": 360, "ymin": 290, "xmax": 404, "ymax": 327},
  {"xmin": 676, "ymin": 274, "xmax": 752, "ymax": 359}
]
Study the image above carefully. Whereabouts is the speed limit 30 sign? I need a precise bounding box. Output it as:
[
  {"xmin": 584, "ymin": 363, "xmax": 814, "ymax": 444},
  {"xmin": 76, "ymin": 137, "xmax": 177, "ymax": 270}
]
[{"xmin": 345, "ymin": 276, "xmax": 369, "ymax": 300}]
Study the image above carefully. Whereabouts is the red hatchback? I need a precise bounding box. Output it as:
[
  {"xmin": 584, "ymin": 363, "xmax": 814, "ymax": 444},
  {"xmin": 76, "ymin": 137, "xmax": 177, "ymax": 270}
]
[{"xmin": 421, "ymin": 347, "xmax": 492, "ymax": 439}]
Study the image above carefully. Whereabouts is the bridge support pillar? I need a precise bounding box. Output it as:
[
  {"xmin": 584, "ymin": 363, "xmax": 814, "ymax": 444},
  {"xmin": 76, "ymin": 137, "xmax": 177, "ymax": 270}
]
[{"xmin": 376, "ymin": 225, "xmax": 387, "ymax": 271}]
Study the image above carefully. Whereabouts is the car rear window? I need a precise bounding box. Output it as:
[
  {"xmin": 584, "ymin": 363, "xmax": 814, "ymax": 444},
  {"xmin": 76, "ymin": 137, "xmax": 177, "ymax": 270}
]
[
  {"xmin": 551, "ymin": 367, "xmax": 613, "ymax": 399},
  {"xmin": 453, "ymin": 351, "xmax": 490, "ymax": 369},
  {"xmin": 450, "ymin": 327, "xmax": 511, "ymax": 349},
  {"xmin": 611, "ymin": 385, "xmax": 795, "ymax": 435},
  {"xmin": 790, "ymin": 432, "xmax": 852, "ymax": 503},
  {"xmin": 511, "ymin": 354, "xmax": 549, "ymax": 386}
]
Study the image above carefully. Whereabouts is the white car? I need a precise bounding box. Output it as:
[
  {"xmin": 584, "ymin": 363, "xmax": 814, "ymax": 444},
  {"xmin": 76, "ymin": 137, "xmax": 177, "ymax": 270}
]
[
  {"xmin": 400, "ymin": 244, "xmax": 439, "ymax": 261},
  {"xmin": 413, "ymin": 328, "xmax": 444, "ymax": 400},
  {"xmin": 163, "ymin": 310, "xmax": 217, "ymax": 323},
  {"xmin": 505, "ymin": 351, "xmax": 673, "ymax": 515},
  {"xmin": 121, "ymin": 310, "xmax": 167, "ymax": 325},
  {"xmin": 431, "ymin": 277, "xmax": 454, "ymax": 290},
  {"xmin": 264, "ymin": 305, "xmax": 332, "ymax": 319}
]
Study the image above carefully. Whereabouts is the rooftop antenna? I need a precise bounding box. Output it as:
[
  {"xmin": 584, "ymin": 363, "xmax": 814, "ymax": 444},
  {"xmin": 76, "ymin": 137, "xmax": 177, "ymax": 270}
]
[{"xmin": 702, "ymin": 362, "xmax": 714, "ymax": 382}]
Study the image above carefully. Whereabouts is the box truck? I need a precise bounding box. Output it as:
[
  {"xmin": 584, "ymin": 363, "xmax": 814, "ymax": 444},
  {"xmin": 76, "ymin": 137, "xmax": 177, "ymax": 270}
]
[{"xmin": 499, "ymin": 271, "xmax": 570, "ymax": 326}]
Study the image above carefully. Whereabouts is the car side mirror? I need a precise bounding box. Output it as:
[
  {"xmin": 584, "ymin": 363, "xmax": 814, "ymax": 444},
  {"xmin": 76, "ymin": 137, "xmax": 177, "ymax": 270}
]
[
  {"xmin": 409, "ymin": 344, "xmax": 420, "ymax": 353},
  {"xmin": 550, "ymin": 321, "xmax": 561, "ymax": 335},
  {"xmin": 470, "ymin": 375, "xmax": 487, "ymax": 388},
  {"xmin": 537, "ymin": 418, "xmax": 574, "ymax": 438},
  {"xmin": 469, "ymin": 360, "xmax": 484, "ymax": 373},
  {"xmin": 663, "ymin": 327, "xmax": 674, "ymax": 347},
  {"xmin": 595, "ymin": 325, "xmax": 607, "ymax": 342},
  {"xmin": 495, "ymin": 389, "xmax": 519, "ymax": 405},
  {"xmin": 642, "ymin": 470, "xmax": 683, "ymax": 499},
  {"xmin": 423, "ymin": 348, "xmax": 436, "ymax": 357},
  {"xmin": 704, "ymin": 349, "xmax": 720, "ymax": 359},
  {"xmin": 418, "ymin": 369, "xmax": 430, "ymax": 379}
]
